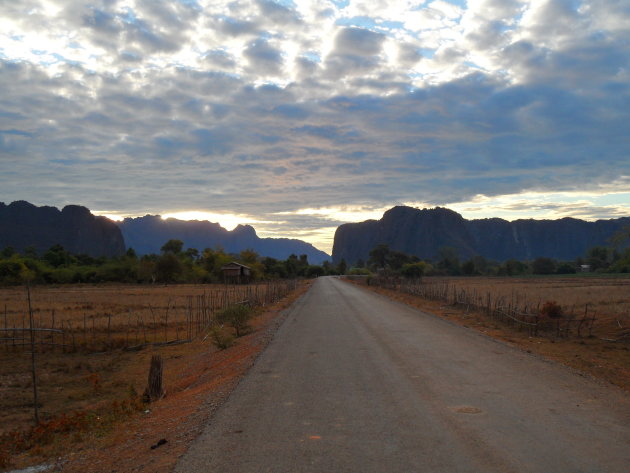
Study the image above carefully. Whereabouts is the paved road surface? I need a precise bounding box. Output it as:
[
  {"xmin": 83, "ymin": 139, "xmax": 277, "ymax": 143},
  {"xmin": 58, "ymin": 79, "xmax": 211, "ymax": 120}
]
[{"xmin": 175, "ymin": 277, "xmax": 630, "ymax": 472}]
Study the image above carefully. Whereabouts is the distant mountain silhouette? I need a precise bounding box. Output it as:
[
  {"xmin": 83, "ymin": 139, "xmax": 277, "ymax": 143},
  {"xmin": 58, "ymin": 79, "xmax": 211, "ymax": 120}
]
[
  {"xmin": 332, "ymin": 206, "xmax": 630, "ymax": 264},
  {"xmin": 0, "ymin": 201, "xmax": 125, "ymax": 257},
  {"xmin": 118, "ymin": 215, "xmax": 330, "ymax": 264}
]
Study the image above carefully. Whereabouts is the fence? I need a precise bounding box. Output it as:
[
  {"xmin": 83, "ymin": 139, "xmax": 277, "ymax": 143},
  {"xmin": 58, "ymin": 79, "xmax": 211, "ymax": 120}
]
[
  {"xmin": 1, "ymin": 280, "xmax": 297, "ymax": 354},
  {"xmin": 367, "ymin": 277, "xmax": 598, "ymax": 339}
]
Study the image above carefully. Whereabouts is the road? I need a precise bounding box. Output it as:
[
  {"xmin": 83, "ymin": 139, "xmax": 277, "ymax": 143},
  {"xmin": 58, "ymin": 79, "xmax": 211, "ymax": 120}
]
[{"xmin": 175, "ymin": 276, "xmax": 630, "ymax": 473}]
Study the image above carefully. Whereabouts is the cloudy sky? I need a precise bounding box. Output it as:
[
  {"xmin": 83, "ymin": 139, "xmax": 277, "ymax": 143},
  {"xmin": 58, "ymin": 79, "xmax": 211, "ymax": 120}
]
[{"xmin": 1, "ymin": 0, "xmax": 628, "ymax": 253}]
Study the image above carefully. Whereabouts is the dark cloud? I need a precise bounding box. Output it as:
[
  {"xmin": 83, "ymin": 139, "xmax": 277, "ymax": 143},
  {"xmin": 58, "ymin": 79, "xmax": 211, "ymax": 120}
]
[
  {"xmin": 215, "ymin": 17, "xmax": 260, "ymax": 37},
  {"xmin": 397, "ymin": 43, "xmax": 423, "ymax": 65},
  {"xmin": 244, "ymin": 38, "xmax": 284, "ymax": 75},
  {"xmin": 324, "ymin": 27, "xmax": 386, "ymax": 79},
  {"xmin": 191, "ymin": 127, "xmax": 234, "ymax": 156},
  {"xmin": 272, "ymin": 104, "xmax": 309, "ymax": 120},
  {"xmin": 255, "ymin": 0, "xmax": 302, "ymax": 26},
  {"xmin": 334, "ymin": 27, "xmax": 385, "ymax": 56},
  {"xmin": 1, "ymin": 0, "xmax": 629, "ymax": 251}
]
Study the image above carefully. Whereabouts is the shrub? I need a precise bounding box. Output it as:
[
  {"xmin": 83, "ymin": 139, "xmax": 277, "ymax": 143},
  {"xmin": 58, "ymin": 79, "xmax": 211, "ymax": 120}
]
[
  {"xmin": 216, "ymin": 304, "xmax": 253, "ymax": 337},
  {"xmin": 401, "ymin": 262, "xmax": 428, "ymax": 278},
  {"xmin": 209, "ymin": 326, "xmax": 235, "ymax": 349}
]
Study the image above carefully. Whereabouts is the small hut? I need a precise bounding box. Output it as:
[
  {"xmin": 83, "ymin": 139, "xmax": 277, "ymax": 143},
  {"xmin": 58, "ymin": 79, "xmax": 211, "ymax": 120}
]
[{"xmin": 221, "ymin": 262, "xmax": 251, "ymax": 284}]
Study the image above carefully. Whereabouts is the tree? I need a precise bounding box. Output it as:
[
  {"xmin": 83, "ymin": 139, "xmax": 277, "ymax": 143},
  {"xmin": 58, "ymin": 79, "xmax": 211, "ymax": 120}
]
[
  {"xmin": 43, "ymin": 244, "xmax": 73, "ymax": 268},
  {"xmin": 499, "ymin": 259, "xmax": 528, "ymax": 276},
  {"xmin": 556, "ymin": 262, "xmax": 576, "ymax": 274},
  {"xmin": 586, "ymin": 246, "xmax": 610, "ymax": 271},
  {"xmin": 201, "ymin": 247, "xmax": 231, "ymax": 280},
  {"xmin": 437, "ymin": 247, "xmax": 461, "ymax": 275},
  {"xmin": 337, "ymin": 259, "xmax": 347, "ymax": 275},
  {"xmin": 184, "ymin": 248, "xmax": 199, "ymax": 262},
  {"xmin": 156, "ymin": 253, "xmax": 183, "ymax": 282},
  {"xmin": 461, "ymin": 260, "xmax": 476, "ymax": 275},
  {"xmin": 1, "ymin": 246, "xmax": 16, "ymax": 258},
  {"xmin": 284, "ymin": 254, "xmax": 299, "ymax": 278},
  {"xmin": 368, "ymin": 244, "xmax": 390, "ymax": 269},
  {"xmin": 262, "ymin": 257, "xmax": 286, "ymax": 278},
  {"xmin": 161, "ymin": 239, "xmax": 184, "ymax": 255},
  {"xmin": 23, "ymin": 246, "xmax": 38, "ymax": 258},
  {"xmin": 388, "ymin": 250, "xmax": 413, "ymax": 270},
  {"xmin": 239, "ymin": 249, "xmax": 259, "ymax": 266},
  {"xmin": 401, "ymin": 262, "xmax": 427, "ymax": 278},
  {"xmin": 0, "ymin": 258, "xmax": 30, "ymax": 285},
  {"xmin": 306, "ymin": 265, "xmax": 325, "ymax": 278},
  {"xmin": 531, "ymin": 257, "xmax": 556, "ymax": 275}
]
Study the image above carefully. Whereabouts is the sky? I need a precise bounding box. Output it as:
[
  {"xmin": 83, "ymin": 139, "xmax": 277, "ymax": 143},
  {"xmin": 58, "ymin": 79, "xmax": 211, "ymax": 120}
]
[{"xmin": 0, "ymin": 0, "xmax": 628, "ymax": 254}]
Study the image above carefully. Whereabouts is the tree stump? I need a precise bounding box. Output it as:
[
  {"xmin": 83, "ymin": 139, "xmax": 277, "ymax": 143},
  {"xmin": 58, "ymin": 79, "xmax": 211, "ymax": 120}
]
[{"xmin": 144, "ymin": 354, "xmax": 165, "ymax": 402}]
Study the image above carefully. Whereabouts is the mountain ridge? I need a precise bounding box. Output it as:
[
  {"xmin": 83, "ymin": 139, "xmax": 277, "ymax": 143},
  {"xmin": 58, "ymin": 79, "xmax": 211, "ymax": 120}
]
[
  {"xmin": 332, "ymin": 206, "xmax": 630, "ymax": 264},
  {"xmin": 0, "ymin": 200, "xmax": 126, "ymax": 257},
  {"xmin": 0, "ymin": 201, "xmax": 330, "ymax": 263},
  {"xmin": 118, "ymin": 215, "xmax": 330, "ymax": 263}
]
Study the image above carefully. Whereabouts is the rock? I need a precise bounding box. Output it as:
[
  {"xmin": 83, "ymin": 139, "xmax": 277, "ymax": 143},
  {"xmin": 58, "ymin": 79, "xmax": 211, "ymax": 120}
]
[
  {"xmin": 0, "ymin": 201, "xmax": 125, "ymax": 257},
  {"xmin": 332, "ymin": 205, "xmax": 630, "ymax": 264}
]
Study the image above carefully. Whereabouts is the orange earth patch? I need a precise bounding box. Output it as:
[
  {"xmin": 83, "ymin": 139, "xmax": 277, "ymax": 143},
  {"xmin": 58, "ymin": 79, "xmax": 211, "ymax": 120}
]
[{"xmin": 3, "ymin": 282, "xmax": 310, "ymax": 473}]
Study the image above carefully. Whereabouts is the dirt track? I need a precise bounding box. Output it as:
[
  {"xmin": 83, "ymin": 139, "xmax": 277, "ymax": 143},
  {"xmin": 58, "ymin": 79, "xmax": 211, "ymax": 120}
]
[{"xmin": 176, "ymin": 276, "xmax": 630, "ymax": 473}]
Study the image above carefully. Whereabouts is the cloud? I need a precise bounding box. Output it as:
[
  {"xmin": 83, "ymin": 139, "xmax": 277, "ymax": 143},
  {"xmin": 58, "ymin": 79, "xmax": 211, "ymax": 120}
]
[
  {"xmin": 0, "ymin": 0, "xmax": 629, "ymax": 253},
  {"xmin": 243, "ymin": 38, "xmax": 284, "ymax": 75},
  {"xmin": 255, "ymin": 0, "xmax": 302, "ymax": 27}
]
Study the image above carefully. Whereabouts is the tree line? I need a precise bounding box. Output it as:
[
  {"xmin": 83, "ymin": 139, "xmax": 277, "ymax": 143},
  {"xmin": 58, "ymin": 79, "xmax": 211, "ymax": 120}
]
[
  {"xmin": 349, "ymin": 240, "xmax": 630, "ymax": 278},
  {"xmin": 2, "ymin": 231, "xmax": 629, "ymax": 285},
  {"xmin": 0, "ymin": 239, "xmax": 351, "ymax": 286}
]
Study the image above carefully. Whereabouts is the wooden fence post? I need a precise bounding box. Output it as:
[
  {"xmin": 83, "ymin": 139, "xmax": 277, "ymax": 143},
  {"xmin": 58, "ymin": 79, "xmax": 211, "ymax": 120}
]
[
  {"xmin": 26, "ymin": 283, "xmax": 40, "ymax": 425},
  {"xmin": 144, "ymin": 354, "xmax": 165, "ymax": 402}
]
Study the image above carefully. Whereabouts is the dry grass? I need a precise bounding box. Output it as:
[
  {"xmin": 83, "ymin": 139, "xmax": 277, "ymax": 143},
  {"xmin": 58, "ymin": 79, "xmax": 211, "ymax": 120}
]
[
  {"xmin": 0, "ymin": 281, "xmax": 299, "ymax": 466},
  {"xmin": 0, "ymin": 282, "xmax": 294, "ymax": 353},
  {"xmin": 421, "ymin": 276, "xmax": 630, "ymax": 339}
]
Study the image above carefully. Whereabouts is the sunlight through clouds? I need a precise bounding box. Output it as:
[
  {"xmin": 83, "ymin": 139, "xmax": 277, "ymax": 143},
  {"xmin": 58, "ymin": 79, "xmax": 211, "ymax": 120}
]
[
  {"xmin": 1, "ymin": 0, "xmax": 629, "ymax": 254},
  {"xmin": 161, "ymin": 211, "xmax": 273, "ymax": 231}
]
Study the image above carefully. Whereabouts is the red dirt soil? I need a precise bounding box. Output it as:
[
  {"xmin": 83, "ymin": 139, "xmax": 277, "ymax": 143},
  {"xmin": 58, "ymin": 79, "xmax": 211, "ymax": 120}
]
[{"xmin": 52, "ymin": 283, "xmax": 310, "ymax": 473}]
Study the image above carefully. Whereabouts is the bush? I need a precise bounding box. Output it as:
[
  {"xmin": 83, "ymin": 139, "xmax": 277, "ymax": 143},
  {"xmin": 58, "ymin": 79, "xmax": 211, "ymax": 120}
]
[
  {"xmin": 216, "ymin": 304, "xmax": 253, "ymax": 337},
  {"xmin": 209, "ymin": 326, "xmax": 235, "ymax": 349},
  {"xmin": 401, "ymin": 262, "xmax": 428, "ymax": 278}
]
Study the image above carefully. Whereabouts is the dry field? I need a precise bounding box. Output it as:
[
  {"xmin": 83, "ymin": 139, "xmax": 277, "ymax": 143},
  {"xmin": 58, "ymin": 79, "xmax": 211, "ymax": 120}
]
[
  {"xmin": 354, "ymin": 275, "xmax": 630, "ymax": 392},
  {"xmin": 421, "ymin": 275, "xmax": 630, "ymax": 340},
  {"xmin": 0, "ymin": 282, "xmax": 295, "ymax": 438},
  {"xmin": 0, "ymin": 281, "xmax": 310, "ymax": 472},
  {"xmin": 1, "ymin": 282, "xmax": 295, "ymax": 353}
]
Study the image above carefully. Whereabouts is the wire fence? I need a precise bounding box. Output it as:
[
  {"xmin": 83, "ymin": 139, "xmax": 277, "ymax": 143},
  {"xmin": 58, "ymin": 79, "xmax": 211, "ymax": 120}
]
[
  {"xmin": 367, "ymin": 277, "xmax": 601, "ymax": 339},
  {"xmin": 1, "ymin": 280, "xmax": 297, "ymax": 354}
]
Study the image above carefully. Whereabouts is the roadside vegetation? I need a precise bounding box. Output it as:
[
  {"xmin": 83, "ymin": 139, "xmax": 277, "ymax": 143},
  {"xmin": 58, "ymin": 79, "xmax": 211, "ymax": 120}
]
[
  {"xmin": 0, "ymin": 240, "xmax": 346, "ymax": 286},
  {"xmin": 0, "ymin": 281, "xmax": 308, "ymax": 471}
]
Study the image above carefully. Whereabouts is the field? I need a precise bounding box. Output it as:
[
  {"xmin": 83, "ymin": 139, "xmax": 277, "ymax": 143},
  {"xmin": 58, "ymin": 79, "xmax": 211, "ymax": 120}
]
[
  {"xmin": 356, "ymin": 275, "xmax": 630, "ymax": 391},
  {"xmin": 427, "ymin": 276, "xmax": 630, "ymax": 339},
  {"xmin": 0, "ymin": 282, "xmax": 296, "ymax": 442},
  {"xmin": 2, "ymin": 276, "xmax": 630, "ymax": 470}
]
